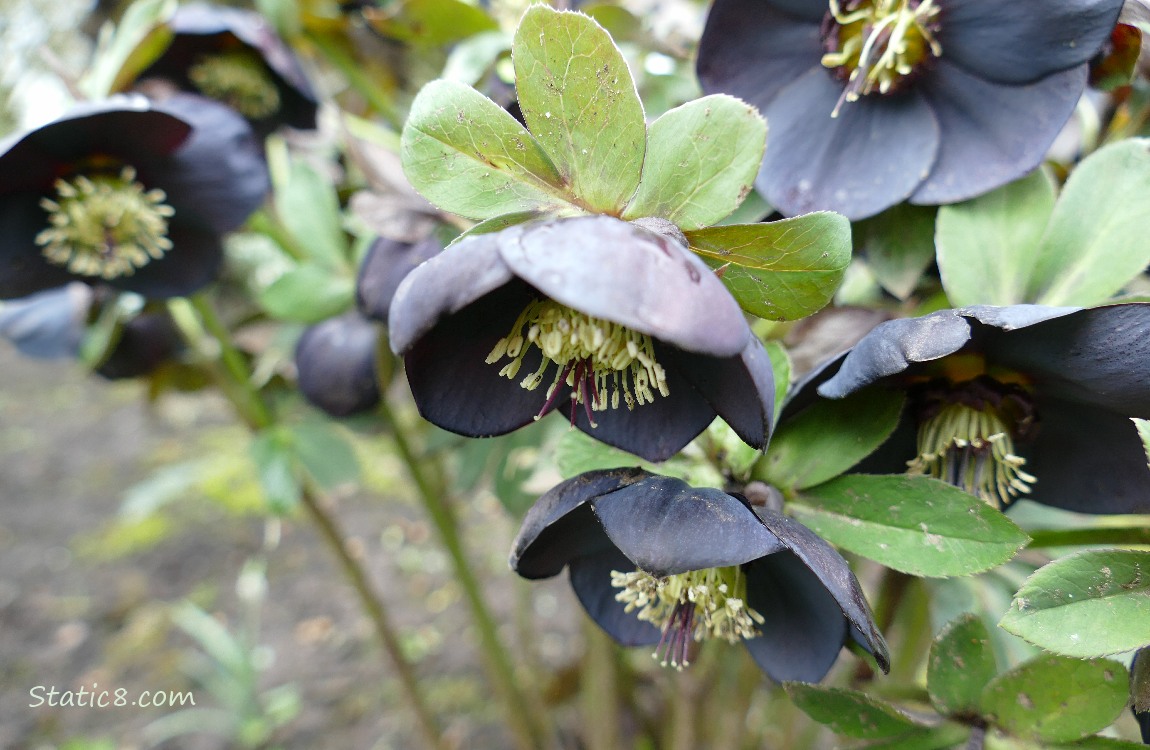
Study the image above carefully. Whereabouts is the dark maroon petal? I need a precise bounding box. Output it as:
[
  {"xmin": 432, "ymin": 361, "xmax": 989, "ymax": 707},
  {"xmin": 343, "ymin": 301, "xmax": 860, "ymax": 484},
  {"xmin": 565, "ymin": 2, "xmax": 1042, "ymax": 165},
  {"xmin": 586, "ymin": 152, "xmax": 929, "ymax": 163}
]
[
  {"xmin": 558, "ymin": 341, "xmax": 718, "ymax": 462},
  {"xmin": 104, "ymin": 221, "xmax": 223, "ymax": 299},
  {"xmin": 590, "ymin": 476, "xmax": 786, "ymax": 577},
  {"xmin": 149, "ymin": 94, "xmax": 270, "ymax": 234},
  {"xmin": 759, "ymin": 68, "xmax": 940, "ymax": 220},
  {"xmin": 697, "ymin": 0, "xmax": 823, "ymax": 111},
  {"xmin": 569, "ymin": 548, "xmax": 663, "ymax": 647},
  {"xmin": 356, "ymin": 236, "xmax": 443, "ymax": 325},
  {"xmin": 0, "ymin": 97, "xmax": 190, "ymax": 194},
  {"xmin": 911, "ymin": 62, "xmax": 1086, "ymax": 205},
  {"xmin": 939, "ymin": 0, "xmax": 1124, "ymax": 84},
  {"xmin": 295, "ymin": 312, "xmax": 381, "ymax": 417},
  {"xmin": 388, "ymin": 231, "xmax": 514, "ymax": 355},
  {"xmin": 510, "ymin": 468, "xmax": 650, "ymax": 579},
  {"xmin": 671, "ymin": 338, "xmax": 776, "ymax": 451},
  {"xmin": 978, "ymin": 304, "xmax": 1150, "ymax": 415},
  {"xmin": 742, "ymin": 551, "xmax": 850, "ymax": 683},
  {"xmin": 402, "ymin": 280, "xmax": 559, "ymax": 438},
  {"xmin": 817, "ymin": 310, "xmax": 972, "ymax": 399},
  {"xmin": 1022, "ymin": 397, "xmax": 1150, "ymax": 514},
  {"xmin": 959, "ymin": 304, "xmax": 1082, "ymax": 331},
  {"xmin": 497, "ymin": 217, "xmax": 749, "ymax": 357},
  {"xmin": 0, "ymin": 283, "xmax": 89, "ymax": 359},
  {"xmin": 755, "ymin": 509, "xmax": 889, "ymax": 670},
  {"xmin": 0, "ymin": 193, "xmax": 74, "ymax": 299},
  {"xmin": 97, "ymin": 311, "xmax": 183, "ymax": 380},
  {"xmin": 762, "ymin": 0, "xmax": 832, "ymax": 21}
]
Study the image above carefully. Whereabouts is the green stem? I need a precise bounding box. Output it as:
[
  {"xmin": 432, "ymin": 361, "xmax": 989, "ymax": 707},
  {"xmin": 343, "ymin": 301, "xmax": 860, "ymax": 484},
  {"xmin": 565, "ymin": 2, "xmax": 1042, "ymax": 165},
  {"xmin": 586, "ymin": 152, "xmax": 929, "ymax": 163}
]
[
  {"xmin": 1028, "ymin": 527, "xmax": 1150, "ymax": 548},
  {"xmin": 178, "ymin": 294, "xmax": 444, "ymax": 750},
  {"xmin": 376, "ymin": 399, "xmax": 550, "ymax": 750},
  {"xmin": 581, "ymin": 619, "xmax": 621, "ymax": 750},
  {"xmin": 305, "ymin": 29, "xmax": 401, "ymax": 128}
]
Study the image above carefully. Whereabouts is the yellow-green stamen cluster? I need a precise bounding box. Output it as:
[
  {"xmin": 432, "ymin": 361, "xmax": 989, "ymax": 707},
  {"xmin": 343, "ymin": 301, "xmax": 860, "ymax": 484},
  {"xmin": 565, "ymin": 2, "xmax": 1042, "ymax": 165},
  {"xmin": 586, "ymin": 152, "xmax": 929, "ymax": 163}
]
[
  {"xmin": 907, "ymin": 401, "xmax": 1036, "ymax": 510},
  {"xmin": 821, "ymin": 0, "xmax": 942, "ymax": 116},
  {"xmin": 37, "ymin": 166, "xmax": 175, "ymax": 280},
  {"xmin": 486, "ymin": 298, "xmax": 670, "ymax": 425},
  {"xmin": 611, "ymin": 566, "xmax": 765, "ymax": 669},
  {"xmin": 188, "ymin": 49, "xmax": 281, "ymax": 119}
]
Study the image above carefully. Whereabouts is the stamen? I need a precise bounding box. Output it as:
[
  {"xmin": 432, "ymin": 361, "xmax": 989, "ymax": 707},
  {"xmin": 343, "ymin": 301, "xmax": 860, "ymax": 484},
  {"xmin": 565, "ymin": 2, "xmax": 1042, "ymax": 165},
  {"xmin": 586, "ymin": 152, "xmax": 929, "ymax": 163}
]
[
  {"xmin": 907, "ymin": 384, "xmax": 1037, "ymax": 510},
  {"xmin": 188, "ymin": 49, "xmax": 282, "ymax": 119},
  {"xmin": 487, "ymin": 299, "xmax": 670, "ymax": 425},
  {"xmin": 36, "ymin": 166, "xmax": 175, "ymax": 280},
  {"xmin": 611, "ymin": 567, "xmax": 765, "ymax": 670},
  {"xmin": 821, "ymin": 0, "xmax": 942, "ymax": 116}
]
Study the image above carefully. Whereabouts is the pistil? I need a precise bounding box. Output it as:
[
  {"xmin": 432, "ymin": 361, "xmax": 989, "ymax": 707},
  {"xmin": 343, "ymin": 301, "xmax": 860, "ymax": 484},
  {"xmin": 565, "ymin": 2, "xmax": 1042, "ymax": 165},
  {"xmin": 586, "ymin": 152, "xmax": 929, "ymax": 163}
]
[
  {"xmin": 37, "ymin": 166, "xmax": 175, "ymax": 280},
  {"xmin": 188, "ymin": 49, "xmax": 281, "ymax": 119},
  {"xmin": 611, "ymin": 566, "xmax": 764, "ymax": 669},
  {"xmin": 821, "ymin": 0, "xmax": 942, "ymax": 116},
  {"xmin": 486, "ymin": 298, "xmax": 670, "ymax": 426}
]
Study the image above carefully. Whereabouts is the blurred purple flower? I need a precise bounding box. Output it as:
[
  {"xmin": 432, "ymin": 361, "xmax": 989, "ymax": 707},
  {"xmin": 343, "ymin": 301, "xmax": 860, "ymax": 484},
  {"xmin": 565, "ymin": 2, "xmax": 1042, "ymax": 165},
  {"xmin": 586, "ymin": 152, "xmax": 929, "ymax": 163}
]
[{"xmin": 295, "ymin": 311, "xmax": 382, "ymax": 417}]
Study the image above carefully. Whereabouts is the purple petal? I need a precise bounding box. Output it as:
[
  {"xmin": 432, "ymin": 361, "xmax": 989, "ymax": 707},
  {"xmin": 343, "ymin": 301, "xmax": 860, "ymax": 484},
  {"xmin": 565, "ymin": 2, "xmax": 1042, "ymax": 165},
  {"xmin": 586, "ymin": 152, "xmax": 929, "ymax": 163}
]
[
  {"xmin": 510, "ymin": 468, "xmax": 650, "ymax": 579},
  {"xmin": 698, "ymin": 0, "xmax": 823, "ymax": 110},
  {"xmin": 96, "ymin": 311, "xmax": 183, "ymax": 380},
  {"xmin": 401, "ymin": 280, "xmax": 556, "ymax": 437},
  {"xmin": 388, "ymin": 232, "xmax": 514, "ymax": 354},
  {"xmin": 911, "ymin": 62, "xmax": 1086, "ymax": 205},
  {"xmin": 497, "ymin": 217, "xmax": 749, "ymax": 357},
  {"xmin": 742, "ymin": 551, "xmax": 850, "ymax": 683},
  {"xmin": 569, "ymin": 548, "xmax": 663, "ymax": 647},
  {"xmin": 671, "ymin": 338, "xmax": 776, "ymax": 450},
  {"xmin": 105, "ymin": 222, "xmax": 223, "ymax": 299},
  {"xmin": 0, "ymin": 283, "xmax": 89, "ymax": 359},
  {"xmin": 357, "ymin": 236, "xmax": 443, "ymax": 325},
  {"xmin": 763, "ymin": 0, "xmax": 832, "ymax": 21},
  {"xmin": 0, "ymin": 193, "xmax": 74, "ymax": 299},
  {"xmin": 295, "ymin": 312, "xmax": 381, "ymax": 417},
  {"xmin": 759, "ymin": 68, "xmax": 940, "ymax": 220},
  {"xmin": 817, "ymin": 310, "xmax": 972, "ymax": 399},
  {"xmin": 959, "ymin": 304, "xmax": 1081, "ymax": 331},
  {"xmin": 591, "ymin": 476, "xmax": 786, "ymax": 577},
  {"xmin": 938, "ymin": 0, "xmax": 1124, "ymax": 84}
]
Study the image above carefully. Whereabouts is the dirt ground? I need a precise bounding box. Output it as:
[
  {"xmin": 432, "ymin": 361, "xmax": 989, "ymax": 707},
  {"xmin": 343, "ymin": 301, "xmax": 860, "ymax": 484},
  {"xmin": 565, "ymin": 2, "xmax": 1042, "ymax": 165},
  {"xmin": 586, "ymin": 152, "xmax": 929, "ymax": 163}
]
[{"xmin": 0, "ymin": 343, "xmax": 580, "ymax": 749}]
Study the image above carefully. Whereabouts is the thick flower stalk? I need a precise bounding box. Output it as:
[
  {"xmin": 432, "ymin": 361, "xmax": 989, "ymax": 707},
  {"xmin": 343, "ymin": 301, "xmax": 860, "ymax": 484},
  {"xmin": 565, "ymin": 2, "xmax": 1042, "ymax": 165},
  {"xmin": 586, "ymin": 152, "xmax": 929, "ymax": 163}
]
[{"xmin": 510, "ymin": 468, "xmax": 890, "ymax": 681}]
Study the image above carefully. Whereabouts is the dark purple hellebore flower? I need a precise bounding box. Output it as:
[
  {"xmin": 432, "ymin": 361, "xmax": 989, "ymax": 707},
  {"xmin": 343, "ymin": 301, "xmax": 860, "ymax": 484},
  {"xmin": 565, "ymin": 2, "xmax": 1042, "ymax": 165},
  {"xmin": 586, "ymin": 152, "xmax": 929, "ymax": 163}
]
[
  {"xmin": 511, "ymin": 467, "xmax": 890, "ymax": 681},
  {"xmin": 356, "ymin": 235, "xmax": 444, "ymax": 326},
  {"xmin": 131, "ymin": 3, "xmax": 318, "ymax": 136},
  {"xmin": 385, "ymin": 216, "xmax": 775, "ymax": 463},
  {"xmin": 0, "ymin": 94, "xmax": 269, "ymax": 300},
  {"xmin": 295, "ymin": 311, "xmax": 382, "ymax": 417},
  {"xmin": 784, "ymin": 303, "xmax": 1150, "ymax": 514},
  {"xmin": 696, "ymin": 0, "xmax": 1124, "ymax": 220}
]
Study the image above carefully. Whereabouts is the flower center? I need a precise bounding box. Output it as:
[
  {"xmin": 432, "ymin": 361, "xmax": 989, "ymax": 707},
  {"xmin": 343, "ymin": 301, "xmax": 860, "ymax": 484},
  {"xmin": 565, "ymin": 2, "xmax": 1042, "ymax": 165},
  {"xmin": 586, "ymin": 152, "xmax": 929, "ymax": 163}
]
[
  {"xmin": 486, "ymin": 298, "xmax": 670, "ymax": 427},
  {"xmin": 907, "ymin": 376, "xmax": 1037, "ymax": 510},
  {"xmin": 820, "ymin": 0, "xmax": 942, "ymax": 116},
  {"xmin": 36, "ymin": 166, "xmax": 175, "ymax": 280},
  {"xmin": 188, "ymin": 49, "xmax": 282, "ymax": 119},
  {"xmin": 611, "ymin": 566, "xmax": 764, "ymax": 670}
]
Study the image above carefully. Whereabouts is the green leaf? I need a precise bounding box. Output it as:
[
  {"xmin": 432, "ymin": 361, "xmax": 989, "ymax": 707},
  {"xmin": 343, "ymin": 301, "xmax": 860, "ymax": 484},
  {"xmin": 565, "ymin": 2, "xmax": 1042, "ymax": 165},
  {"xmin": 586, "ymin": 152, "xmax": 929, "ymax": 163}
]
[
  {"xmin": 783, "ymin": 683, "xmax": 929, "ymax": 739},
  {"xmin": 927, "ymin": 613, "xmax": 998, "ymax": 716},
  {"xmin": 980, "ymin": 654, "xmax": 1128, "ymax": 743},
  {"xmin": 857, "ymin": 203, "xmax": 938, "ymax": 300},
  {"xmin": 401, "ymin": 79, "xmax": 572, "ymax": 221},
  {"xmin": 553, "ymin": 429, "xmax": 725, "ymax": 489},
  {"xmin": 758, "ymin": 387, "xmax": 903, "ymax": 490},
  {"xmin": 250, "ymin": 429, "xmax": 300, "ymax": 514},
  {"xmin": 1133, "ymin": 417, "xmax": 1150, "ymax": 468},
  {"xmin": 270, "ymin": 147, "xmax": 350, "ymax": 271},
  {"xmin": 80, "ymin": 0, "xmax": 176, "ymax": 97},
  {"xmin": 512, "ymin": 6, "xmax": 646, "ymax": 213},
  {"xmin": 999, "ymin": 549, "xmax": 1150, "ymax": 657},
  {"xmin": 936, "ymin": 168, "xmax": 1056, "ymax": 306},
  {"xmin": 289, "ymin": 420, "xmax": 360, "ymax": 491},
  {"xmin": 1055, "ymin": 738, "xmax": 1149, "ymax": 749},
  {"xmin": 1028, "ymin": 139, "xmax": 1150, "ymax": 306},
  {"xmin": 684, "ymin": 213, "xmax": 851, "ymax": 320},
  {"xmin": 258, "ymin": 264, "xmax": 354, "ymax": 323},
  {"xmin": 857, "ymin": 726, "xmax": 971, "ymax": 750},
  {"xmin": 764, "ymin": 340, "xmax": 791, "ymax": 425},
  {"xmin": 365, "ymin": 0, "xmax": 498, "ymax": 45},
  {"xmin": 622, "ymin": 94, "xmax": 766, "ymax": 230},
  {"xmin": 442, "ymin": 30, "xmax": 511, "ymax": 85},
  {"xmin": 790, "ymin": 475, "xmax": 1030, "ymax": 577}
]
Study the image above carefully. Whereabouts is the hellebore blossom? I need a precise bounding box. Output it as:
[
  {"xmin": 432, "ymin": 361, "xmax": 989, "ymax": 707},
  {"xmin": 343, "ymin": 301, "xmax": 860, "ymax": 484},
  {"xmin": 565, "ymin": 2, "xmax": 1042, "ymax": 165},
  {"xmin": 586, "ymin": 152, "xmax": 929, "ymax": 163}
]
[
  {"xmin": 696, "ymin": 0, "xmax": 1124, "ymax": 219},
  {"xmin": 384, "ymin": 216, "xmax": 775, "ymax": 463},
  {"xmin": 510, "ymin": 468, "xmax": 889, "ymax": 681},
  {"xmin": 0, "ymin": 94, "xmax": 269, "ymax": 300},
  {"xmin": 785, "ymin": 303, "xmax": 1150, "ymax": 514},
  {"xmin": 356, "ymin": 235, "xmax": 444, "ymax": 326},
  {"xmin": 295, "ymin": 311, "xmax": 382, "ymax": 417},
  {"xmin": 130, "ymin": 3, "xmax": 318, "ymax": 135}
]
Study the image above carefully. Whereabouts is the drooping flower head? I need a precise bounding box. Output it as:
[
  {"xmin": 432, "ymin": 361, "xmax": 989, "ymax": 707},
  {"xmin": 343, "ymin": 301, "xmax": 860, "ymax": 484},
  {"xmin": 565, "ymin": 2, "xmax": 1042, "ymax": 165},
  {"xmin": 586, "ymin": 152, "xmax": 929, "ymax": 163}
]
[
  {"xmin": 295, "ymin": 311, "xmax": 382, "ymax": 418},
  {"xmin": 697, "ymin": 0, "xmax": 1124, "ymax": 219},
  {"xmin": 511, "ymin": 468, "xmax": 889, "ymax": 681},
  {"xmin": 0, "ymin": 94, "xmax": 269, "ymax": 300},
  {"xmin": 383, "ymin": 216, "xmax": 775, "ymax": 462},
  {"xmin": 356, "ymin": 235, "xmax": 444, "ymax": 327},
  {"xmin": 128, "ymin": 3, "xmax": 318, "ymax": 135},
  {"xmin": 785, "ymin": 303, "xmax": 1150, "ymax": 513}
]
